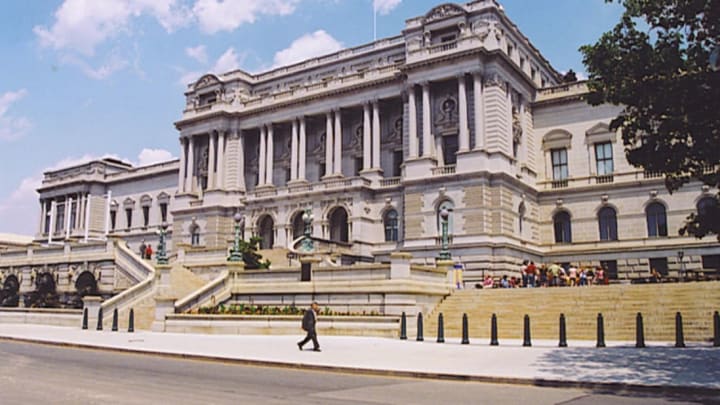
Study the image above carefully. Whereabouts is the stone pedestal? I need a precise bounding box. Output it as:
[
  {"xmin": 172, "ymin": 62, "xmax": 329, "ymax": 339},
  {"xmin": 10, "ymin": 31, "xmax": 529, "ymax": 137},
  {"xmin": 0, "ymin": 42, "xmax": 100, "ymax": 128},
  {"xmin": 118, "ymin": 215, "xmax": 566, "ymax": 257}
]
[
  {"xmin": 151, "ymin": 297, "xmax": 177, "ymax": 332},
  {"xmin": 299, "ymin": 256, "xmax": 321, "ymax": 282},
  {"xmin": 83, "ymin": 296, "xmax": 103, "ymax": 329},
  {"xmin": 436, "ymin": 260, "xmax": 455, "ymax": 286},
  {"xmin": 359, "ymin": 168, "xmax": 384, "ymax": 185},
  {"xmin": 156, "ymin": 264, "xmax": 172, "ymax": 294},
  {"xmin": 227, "ymin": 261, "xmax": 245, "ymax": 288},
  {"xmin": 403, "ymin": 156, "xmax": 436, "ymax": 180},
  {"xmin": 390, "ymin": 252, "xmax": 412, "ymax": 279}
]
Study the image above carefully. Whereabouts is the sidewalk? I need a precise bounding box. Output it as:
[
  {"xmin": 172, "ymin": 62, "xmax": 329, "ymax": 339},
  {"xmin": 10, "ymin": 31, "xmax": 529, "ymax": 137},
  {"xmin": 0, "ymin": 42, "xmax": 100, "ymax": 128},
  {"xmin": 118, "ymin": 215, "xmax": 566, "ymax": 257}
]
[{"xmin": 0, "ymin": 324, "xmax": 718, "ymax": 393}]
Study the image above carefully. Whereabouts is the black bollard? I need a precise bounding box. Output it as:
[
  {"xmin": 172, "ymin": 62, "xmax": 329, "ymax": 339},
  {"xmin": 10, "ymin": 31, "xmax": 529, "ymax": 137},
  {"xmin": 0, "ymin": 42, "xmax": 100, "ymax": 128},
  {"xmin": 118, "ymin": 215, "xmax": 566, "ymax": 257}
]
[
  {"xmin": 437, "ymin": 313, "xmax": 445, "ymax": 343},
  {"xmin": 490, "ymin": 313, "xmax": 499, "ymax": 346},
  {"xmin": 636, "ymin": 312, "xmax": 645, "ymax": 348},
  {"xmin": 461, "ymin": 313, "xmax": 469, "ymax": 345},
  {"xmin": 714, "ymin": 311, "xmax": 719, "ymax": 347},
  {"xmin": 416, "ymin": 312, "xmax": 424, "ymax": 342},
  {"xmin": 128, "ymin": 308, "xmax": 135, "ymax": 333},
  {"xmin": 596, "ymin": 313, "xmax": 606, "ymax": 348},
  {"xmin": 523, "ymin": 314, "xmax": 532, "ymax": 347},
  {"xmin": 81, "ymin": 308, "xmax": 88, "ymax": 330},
  {"xmin": 559, "ymin": 313, "xmax": 567, "ymax": 347},
  {"xmin": 400, "ymin": 312, "xmax": 407, "ymax": 340},
  {"xmin": 96, "ymin": 307, "xmax": 103, "ymax": 331},
  {"xmin": 675, "ymin": 312, "xmax": 686, "ymax": 348},
  {"xmin": 111, "ymin": 308, "xmax": 119, "ymax": 332}
]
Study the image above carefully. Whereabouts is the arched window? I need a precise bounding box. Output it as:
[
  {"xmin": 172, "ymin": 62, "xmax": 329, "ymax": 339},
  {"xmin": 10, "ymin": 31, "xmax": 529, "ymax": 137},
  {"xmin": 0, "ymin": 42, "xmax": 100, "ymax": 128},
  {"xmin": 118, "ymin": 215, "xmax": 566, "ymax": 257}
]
[
  {"xmin": 598, "ymin": 206, "xmax": 618, "ymax": 241},
  {"xmin": 436, "ymin": 200, "xmax": 454, "ymax": 235},
  {"xmin": 383, "ymin": 209, "xmax": 399, "ymax": 242},
  {"xmin": 258, "ymin": 215, "xmax": 275, "ymax": 249},
  {"xmin": 518, "ymin": 202, "xmax": 526, "ymax": 234},
  {"xmin": 553, "ymin": 211, "xmax": 572, "ymax": 243},
  {"xmin": 329, "ymin": 207, "xmax": 349, "ymax": 243},
  {"xmin": 291, "ymin": 211, "xmax": 305, "ymax": 241},
  {"xmin": 646, "ymin": 202, "xmax": 668, "ymax": 237},
  {"xmin": 697, "ymin": 196, "xmax": 718, "ymax": 217}
]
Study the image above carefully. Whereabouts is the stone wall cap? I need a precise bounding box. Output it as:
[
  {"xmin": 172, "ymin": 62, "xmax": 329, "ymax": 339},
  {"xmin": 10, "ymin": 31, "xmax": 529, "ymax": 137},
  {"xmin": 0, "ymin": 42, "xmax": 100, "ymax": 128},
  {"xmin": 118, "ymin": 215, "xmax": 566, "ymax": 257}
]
[
  {"xmin": 390, "ymin": 252, "xmax": 413, "ymax": 259},
  {"xmin": 82, "ymin": 296, "xmax": 104, "ymax": 303}
]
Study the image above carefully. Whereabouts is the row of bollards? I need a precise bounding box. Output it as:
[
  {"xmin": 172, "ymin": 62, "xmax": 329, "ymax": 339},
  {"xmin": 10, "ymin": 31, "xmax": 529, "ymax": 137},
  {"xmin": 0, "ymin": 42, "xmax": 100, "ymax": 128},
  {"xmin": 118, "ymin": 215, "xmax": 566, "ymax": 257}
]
[
  {"xmin": 81, "ymin": 307, "xmax": 134, "ymax": 333},
  {"xmin": 401, "ymin": 310, "xmax": 720, "ymax": 347}
]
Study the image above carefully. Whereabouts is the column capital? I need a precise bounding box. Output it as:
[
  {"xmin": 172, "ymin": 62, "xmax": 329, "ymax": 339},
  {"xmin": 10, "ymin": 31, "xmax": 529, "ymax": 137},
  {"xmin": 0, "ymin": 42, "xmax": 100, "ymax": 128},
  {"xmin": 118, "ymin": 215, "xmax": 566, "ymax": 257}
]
[
  {"xmin": 420, "ymin": 80, "xmax": 430, "ymax": 88},
  {"xmin": 456, "ymin": 72, "xmax": 468, "ymax": 80}
]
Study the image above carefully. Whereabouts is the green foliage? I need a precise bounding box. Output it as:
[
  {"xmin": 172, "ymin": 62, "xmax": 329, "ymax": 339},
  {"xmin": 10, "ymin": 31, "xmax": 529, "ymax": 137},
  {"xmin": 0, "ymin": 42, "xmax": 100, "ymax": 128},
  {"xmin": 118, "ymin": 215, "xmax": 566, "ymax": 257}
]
[
  {"xmin": 196, "ymin": 304, "xmax": 382, "ymax": 316},
  {"xmin": 235, "ymin": 236, "xmax": 272, "ymax": 269},
  {"xmin": 580, "ymin": 0, "xmax": 720, "ymax": 239}
]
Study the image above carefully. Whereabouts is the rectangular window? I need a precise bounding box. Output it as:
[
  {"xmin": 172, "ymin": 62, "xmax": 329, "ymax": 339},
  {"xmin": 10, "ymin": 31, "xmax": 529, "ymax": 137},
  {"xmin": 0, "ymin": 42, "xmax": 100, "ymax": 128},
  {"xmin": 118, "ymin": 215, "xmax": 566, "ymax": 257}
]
[
  {"xmin": 595, "ymin": 142, "xmax": 614, "ymax": 175},
  {"xmin": 355, "ymin": 157, "xmax": 363, "ymax": 176},
  {"xmin": 702, "ymin": 255, "xmax": 720, "ymax": 273},
  {"xmin": 142, "ymin": 206, "xmax": 150, "ymax": 228},
  {"xmin": 551, "ymin": 148, "xmax": 568, "ymax": 180},
  {"xmin": 69, "ymin": 201, "xmax": 77, "ymax": 230},
  {"xmin": 110, "ymin": 210, "xmax": 117, "ymax": 231},
  {"xmin": 319, "ymin": 163, "xmax": 326, "ymax": 179},
  {"xmin": 125, "ymin": 208, "xmax": 132, "ymax": 229},
  {"xmin": 160, "ymin": 203, "xmax": 168, "ymax": 223},
  {"xmin": 649, "ymin": 258, "xmax": 669, "ymax": 276},
  {"xmin": 600, "ymin": 260, "xmax": 618, "ymax": 280},
  {"xmin": 44, "ymin": 201, "xmax": 52, "ymax": 233},
  {"xmin": 393, "ymin": 150, "xmax": 403, "ymax": 177},
  {"xmin": 55, "ymin": 203, "xmax": 65, "ymax": 232},
  {"xmin": 442, "ymin": 135, "xmax": 459, "ymax": 166}
]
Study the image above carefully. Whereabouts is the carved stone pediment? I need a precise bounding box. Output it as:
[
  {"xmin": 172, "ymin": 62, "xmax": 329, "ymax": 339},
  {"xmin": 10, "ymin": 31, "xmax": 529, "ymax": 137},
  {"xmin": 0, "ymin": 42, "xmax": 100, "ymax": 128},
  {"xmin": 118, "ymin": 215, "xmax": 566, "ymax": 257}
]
[
  {"xmin": 194, "ymin": 74, "xmax": 222, "ymax": 91},
  {"xmin": 425, "ymin": 4, "xmax": 465, "ymax": 22}
]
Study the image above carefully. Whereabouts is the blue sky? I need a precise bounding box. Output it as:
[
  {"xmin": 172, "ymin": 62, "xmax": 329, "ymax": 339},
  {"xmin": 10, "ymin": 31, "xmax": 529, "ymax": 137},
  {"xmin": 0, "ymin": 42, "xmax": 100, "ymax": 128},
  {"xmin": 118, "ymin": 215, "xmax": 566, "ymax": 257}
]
[{"xmin": 0, "ymin": 0, "xmax": 623, "ymax": 235}]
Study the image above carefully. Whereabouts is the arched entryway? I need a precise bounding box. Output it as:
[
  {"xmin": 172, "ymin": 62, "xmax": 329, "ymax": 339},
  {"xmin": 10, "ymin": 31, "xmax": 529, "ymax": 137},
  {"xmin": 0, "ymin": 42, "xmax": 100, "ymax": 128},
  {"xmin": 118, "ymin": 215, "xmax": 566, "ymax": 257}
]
[
  {"xmin": 0, "ymin": 275, "xmax": 20, "ymax": 307},
  {"xmin": 74, "ymin": 271, "xmax": 98, "ymax": 297},
  {"xmin": 258, "ymin": 215, "xmax": 275, "ymax": 249},
  {"xmin": 328, "ymin": 207, "xmax": 349, "ymax": 243}
]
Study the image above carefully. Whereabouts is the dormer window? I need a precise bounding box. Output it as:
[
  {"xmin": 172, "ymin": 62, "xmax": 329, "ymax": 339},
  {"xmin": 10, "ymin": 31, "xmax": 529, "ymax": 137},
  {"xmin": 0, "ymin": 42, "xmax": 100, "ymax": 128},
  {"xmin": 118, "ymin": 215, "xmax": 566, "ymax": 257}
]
[{"xmin": 198, "ymin": 92, "xmax": 216, "ymax": 106}]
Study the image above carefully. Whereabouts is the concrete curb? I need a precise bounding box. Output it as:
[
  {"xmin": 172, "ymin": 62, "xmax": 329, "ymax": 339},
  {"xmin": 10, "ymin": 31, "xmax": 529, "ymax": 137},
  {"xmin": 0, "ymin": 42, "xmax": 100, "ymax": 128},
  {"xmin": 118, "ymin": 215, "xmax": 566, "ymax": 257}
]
[{"xmin": 1, "ymin": 335, "xmax": 718, "ymax": 396}]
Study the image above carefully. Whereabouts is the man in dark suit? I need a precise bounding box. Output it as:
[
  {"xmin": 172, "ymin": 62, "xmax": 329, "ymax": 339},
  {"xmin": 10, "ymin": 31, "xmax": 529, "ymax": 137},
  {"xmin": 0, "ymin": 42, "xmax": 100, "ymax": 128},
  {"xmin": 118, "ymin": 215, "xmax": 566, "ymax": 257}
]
[{"xmin": 297, "ymin": 301, "xmax": 321, "ymax": 352}]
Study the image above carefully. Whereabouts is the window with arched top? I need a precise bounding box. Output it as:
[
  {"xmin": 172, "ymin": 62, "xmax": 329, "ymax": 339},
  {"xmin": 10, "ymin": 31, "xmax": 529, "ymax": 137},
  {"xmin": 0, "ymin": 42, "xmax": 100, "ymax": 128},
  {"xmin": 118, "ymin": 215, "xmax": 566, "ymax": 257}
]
[
  {"xmin": 291, "ymin": 212, "xmax": 305, "ymax": 241},
  {"xmin": 383, "ymin": 209, "xmax": 399, "ymax": 242},
  {"xmin": 258, "ymin": 215, "xmax": 275, "ymax": 249},
  {"xmin": 328, "ymin": 207, "xmax": 349, "ymax": 243},
  {"xmin": 598, "ymin": 206, "xmax": 618, "ymax": 241},
  {"xmin": 553, "ymin": 211, "xmax": 572, "ymax": 243},
  {"xmin": 646, "ymin": 202, "xmax": 668, "ymax": 237},
  {"xmin": 436, "ymin": 200, "xmax": 454, "ymax": 235}
]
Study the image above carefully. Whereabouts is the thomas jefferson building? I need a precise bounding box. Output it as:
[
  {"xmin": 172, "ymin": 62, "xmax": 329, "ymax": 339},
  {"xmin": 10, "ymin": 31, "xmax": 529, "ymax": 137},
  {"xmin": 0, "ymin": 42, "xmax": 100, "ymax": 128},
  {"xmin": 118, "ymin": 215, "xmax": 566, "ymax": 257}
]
[{"xmin": 34, "ymin": 1, "xmax": 720, "ymax": 281}]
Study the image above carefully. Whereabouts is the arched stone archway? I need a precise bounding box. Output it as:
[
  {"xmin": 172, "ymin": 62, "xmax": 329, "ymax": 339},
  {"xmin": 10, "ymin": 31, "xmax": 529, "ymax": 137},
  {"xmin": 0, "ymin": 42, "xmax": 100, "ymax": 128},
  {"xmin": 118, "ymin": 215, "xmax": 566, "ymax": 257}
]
[
  {"xmin": 258, "ymin": 215, "xmax": 275, "ymax": 249},
  {"xmin": 74, "ymin": 271, "xmax": 98, "ymax": 297},
  {"xmin": 328, "ymin": 207, "xmax": 349, "ymax": 243},
  {"xmin": 0, "ymin": 275, "xmax": 20, "ymax": 307}
]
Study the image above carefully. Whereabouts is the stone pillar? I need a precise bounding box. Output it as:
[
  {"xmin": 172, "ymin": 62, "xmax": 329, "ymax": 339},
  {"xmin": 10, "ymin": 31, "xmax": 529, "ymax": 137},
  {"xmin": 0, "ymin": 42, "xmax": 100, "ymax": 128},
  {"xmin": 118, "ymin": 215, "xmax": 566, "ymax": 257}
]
[
  {"xmin": 298, "ymin": 117, "xmax": 307, "ymax": 181},
  {"xmin": 372, "ymin": 100, "xmax": 381, "ymax": 169},
  {"xmin": 333, "ymin": 109, "xmax": 342, "ymax": 175},
  {"xmin": 266, "ymin": 124, "xmax": 275, "ymax": 185},
  {"xmin": 217, "ymin": 131, "xmax": 225, "ymax": 189},
  {"xmin": 473, "ymin": 72, "xmax": 484, "ymax": 150},
  {"xmin": 458, "ymin": 74, "xmax": 469, "ymax": 152},
  {"xmin": 258, "ymin": 126, "xmax": 267, "ymax": 186},
  {"xmin": 208, "ymin": 132, "xmax": 216, "ymax": 189},
  {"xmin": 186, "ymin": 136, "xmax": 195, "ymax": 192},
  {"xmin": 83, "ymin": 296, "xmax": 103, "ymax": 329},
  {"xmin": 48, "ymin": 200, "xmax": 57, "ymax": 243},
  {"xmin": 390, "ymin": 252, "xmax": 412, "ymax": 279},
  {"xmin": 236, "ymin": 130, "xmax": 246, "ymax": 190},
  {"xmin": 325, "ymin": 112, "xmax": 334, "ymax": 177},
  {"xmin": 178, "ymin": 138, "xmax": 186, "ymax": 192},
  {"xmin": 421, "ymin": 82, "xmax": 432, "ymax": 157},
  {"xmin": 408, "ymin": 86, "xmax": 418, "ymax": 158},
  {"xmin": 291, "ymin": 119, "xmax": 299, "ymax": 180},
  {"xmin": 363, "ymin": 103, "xmax": 371, "ymax": 170},
  {"xmin": 65, "ymin": 197, "xmax": 73, "ymax": 239},
  {"xmin": 151, "ymin": 296, "xmax": 177, "ymax": 332}
]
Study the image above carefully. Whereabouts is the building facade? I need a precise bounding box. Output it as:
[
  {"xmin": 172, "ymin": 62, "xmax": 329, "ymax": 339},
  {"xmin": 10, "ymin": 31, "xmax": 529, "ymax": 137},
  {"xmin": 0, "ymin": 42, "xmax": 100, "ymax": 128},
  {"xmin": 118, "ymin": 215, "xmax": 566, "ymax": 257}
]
[{"xmin": 34, "ymin": 1, "xmax": 720, "ymax": 281}]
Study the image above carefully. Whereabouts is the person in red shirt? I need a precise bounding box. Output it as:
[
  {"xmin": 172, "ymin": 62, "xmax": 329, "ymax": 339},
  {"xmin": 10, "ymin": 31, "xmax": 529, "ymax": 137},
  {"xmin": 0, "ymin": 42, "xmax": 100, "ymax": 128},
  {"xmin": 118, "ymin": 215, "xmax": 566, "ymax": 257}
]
[
  {"xmin": 145, "ymin": 244, "xmax": 153, "ymax": 260},
  {"xmin": 526, "ymin": 261, "xmax": 537, "ymax": 287}
]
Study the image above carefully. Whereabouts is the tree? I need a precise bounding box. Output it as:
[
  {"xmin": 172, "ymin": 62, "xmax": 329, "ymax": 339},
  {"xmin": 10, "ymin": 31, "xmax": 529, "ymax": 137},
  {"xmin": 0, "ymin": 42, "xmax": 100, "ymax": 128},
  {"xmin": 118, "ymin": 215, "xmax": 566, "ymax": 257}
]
[{"xmin": 580, "ymin": 0, "xmax": 720, "ymax": 239}]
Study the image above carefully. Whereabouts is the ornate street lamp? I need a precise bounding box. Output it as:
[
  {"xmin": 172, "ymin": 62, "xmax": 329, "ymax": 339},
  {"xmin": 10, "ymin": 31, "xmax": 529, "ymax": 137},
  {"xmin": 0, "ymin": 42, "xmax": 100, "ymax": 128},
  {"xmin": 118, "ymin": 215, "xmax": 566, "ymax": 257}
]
[
  {"xmin": 228, "ymin": 212, "xmax": 244, "ymax": 262},
  {"xmin": 301, "ymin": 208, "xmax": 314, "ymax": 252},
  {"xmin": 156, "ymin": 221, "xmax": 169, "ymax": 265},
  {"xmin": 438, "ymin": 207, "xmax": 451, "ymax": 261},
  {"xmin": 677, "ymin": 250, "xmax": 685, "ymax": 282}
]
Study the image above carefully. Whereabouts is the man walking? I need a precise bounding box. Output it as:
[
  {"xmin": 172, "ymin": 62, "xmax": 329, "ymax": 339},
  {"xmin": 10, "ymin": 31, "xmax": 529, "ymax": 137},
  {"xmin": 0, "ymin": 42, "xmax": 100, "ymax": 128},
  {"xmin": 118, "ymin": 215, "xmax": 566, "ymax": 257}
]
[{"xmin": 298, "ymin": 302, "xmax": 321, "ymax": 352}]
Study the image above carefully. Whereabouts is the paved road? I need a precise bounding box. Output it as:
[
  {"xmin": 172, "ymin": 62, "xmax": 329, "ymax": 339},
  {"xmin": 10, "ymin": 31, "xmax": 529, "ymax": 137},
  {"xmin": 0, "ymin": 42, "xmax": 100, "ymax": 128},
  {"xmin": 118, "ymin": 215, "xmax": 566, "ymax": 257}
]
[{"xmin": 0, "ymin": 341, "xmax": 715, "ymax": 405}]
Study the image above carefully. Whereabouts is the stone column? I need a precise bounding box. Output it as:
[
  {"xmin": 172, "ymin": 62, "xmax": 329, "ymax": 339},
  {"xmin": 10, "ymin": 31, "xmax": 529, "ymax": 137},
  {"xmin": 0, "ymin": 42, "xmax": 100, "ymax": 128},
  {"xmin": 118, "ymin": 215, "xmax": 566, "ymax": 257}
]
[
  {"xmin": 217, "ymin": 131, "xmax": 225, "ymax": 189},
  {"xmin": 299, "ymin": 117, "xmax": 307, "ymax": 181},
  {"xmin": 408, "ymin": 86, "xmax": 418, "ymax": 158},
  {"xmin": 258, "ymin": 126, "xmax": 267, "ymax": 186},
  {"xmin": 178, "ymin": 138, "xmax": 186, "ymax": 193},
  {"xmin": 363, "ymin": 103, "xmax": 371, "ymax": 170},
  {"xmin": 65, "ymin": 197, "xmax": 73, "ymax": 239},
  {"xmin": 39, "ymin": 199, "xmax": 46, "ymax": 235},
  {"xmin": 186, "ymin": 136, "xmax": 195, "ymax": 192},
  {"xmin": 325, "ymin": 112, "xmax": 334, "ymax": 177},
  {"xmin": 333, "ymin": 109, "xmax": 342, "ymax": 175},
  {"xmin": 291, "ymin": 119, "xmax": 299, "ymax": 180},
  {"xmin": 208, "ymin": 132, "xmax": 216, "ymax": 189},
  {"xmin": 266, "ymin": 124, "xmax": 275, "ymax": 185},
  {"xmin": 236, "ymin": 130, "xmax": 246, "ymax": 191},
  {"xmin": 473, "ymin": 72, "xmax": 484, "ymax": 150},
  {"xmin": 458, "ymin": 74, "xmax": 469, "ymax": 152},
  {"xmin": 372, "ymin": 100, "xmax": 381, "ymax": 169},
  {"xmin": 421, "ymin": 82, "xmax": 432, "ymax": 157},
  {"xmin": 48, "ymin": 200, "xmax": 56, "ymax": 243}
]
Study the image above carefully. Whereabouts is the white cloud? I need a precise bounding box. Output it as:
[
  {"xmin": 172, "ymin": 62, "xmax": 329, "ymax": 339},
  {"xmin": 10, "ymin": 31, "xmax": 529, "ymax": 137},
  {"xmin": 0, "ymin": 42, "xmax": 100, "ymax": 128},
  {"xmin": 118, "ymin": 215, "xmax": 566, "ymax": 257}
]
[
  {"xmin": 178, "ymin": 70, "xmax": 203, "ymax": 86},
  {"xmin": 185, "ymin": 44, "xmax": 208, "ymax": 64},
  {"xmin": 273, "ymin": 30, "xmax": 343, "ymax": 67},
  {"xmin": 0, "ymin": 89, "xmax": 32, "ymax": 142},
  {"xmin": 211, "ymin": 47, "xmax": 243, "ymax": 73},
  {"xmin": 192, "ymin": 0, "xmax": 299, "ymax": 34},
  {"xmin": 373, "ymin": 0, "xmax": 401, "ymax": 15},
  {"xmin": 137, "ymin": 148, "xmax": 174, "ymax": 166},
  {"xmin": 61, "ymin": 53, "xmax": 129, "ymax": 80}
]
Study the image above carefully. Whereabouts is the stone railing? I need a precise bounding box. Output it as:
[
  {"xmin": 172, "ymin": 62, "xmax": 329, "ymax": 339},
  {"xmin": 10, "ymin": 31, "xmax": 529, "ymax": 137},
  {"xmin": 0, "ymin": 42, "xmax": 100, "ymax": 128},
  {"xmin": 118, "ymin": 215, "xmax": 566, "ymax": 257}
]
[
  {"xmin": 175, "ymin": 268, "xmax": 233, "ymax": 313},
  {"xmin": 101, "ymin": 243, "xmax": 156, "ymax": 314},
  {"xmin": 432, "ymin": 165, "xmax": 456, "ymax": 176},
  {"xmin": 379, "ymin": 177, "xmax": 402, "ymax": 187},
  {"xmin": 0, "ymin": 241, "xmax": 112, "ymax": 266},
  {"xmin": 115, "ymin": 242, "xmax": 154, "ymax": 284}
]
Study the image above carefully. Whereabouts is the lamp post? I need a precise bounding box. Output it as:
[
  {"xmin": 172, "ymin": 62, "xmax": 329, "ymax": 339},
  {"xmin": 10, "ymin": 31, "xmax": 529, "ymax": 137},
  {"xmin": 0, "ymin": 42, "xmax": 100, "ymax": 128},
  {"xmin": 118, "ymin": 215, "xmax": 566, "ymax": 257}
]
[
  {"xmin": 228, "ymin": 212, "xmax": 244, "ymax": 262},
  {"xmin": 438, "ymin": 207, "xmax": 451, "ymax": 261},
  {"xmin": 156, "ymin": 221, "xmax": 169, "ymax": 265},
  {"xmin": 301, "ymin": 208, "xmax": 314, "ymax": 252},
  {"xmin": 677, "ymin": 250, "xmax": 685, "ymax": 282}
]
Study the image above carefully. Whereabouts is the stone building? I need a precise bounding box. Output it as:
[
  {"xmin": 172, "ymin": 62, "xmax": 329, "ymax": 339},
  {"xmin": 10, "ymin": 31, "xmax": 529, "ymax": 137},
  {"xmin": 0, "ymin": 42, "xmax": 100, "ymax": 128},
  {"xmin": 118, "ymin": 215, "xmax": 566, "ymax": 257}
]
[{"xmin": 34, "ymin": 1, "xmax": 720, "ymax": 281}]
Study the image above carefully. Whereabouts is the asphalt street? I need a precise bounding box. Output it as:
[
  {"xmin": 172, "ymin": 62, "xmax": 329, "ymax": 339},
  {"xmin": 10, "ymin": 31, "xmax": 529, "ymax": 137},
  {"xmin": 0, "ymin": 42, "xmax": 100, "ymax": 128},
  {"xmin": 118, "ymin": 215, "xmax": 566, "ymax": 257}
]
[{"xmin": 0, "ymin": 340, "xmax": 716, "ymax": 405}]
